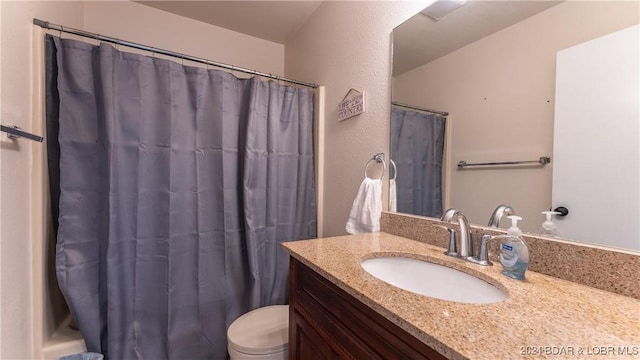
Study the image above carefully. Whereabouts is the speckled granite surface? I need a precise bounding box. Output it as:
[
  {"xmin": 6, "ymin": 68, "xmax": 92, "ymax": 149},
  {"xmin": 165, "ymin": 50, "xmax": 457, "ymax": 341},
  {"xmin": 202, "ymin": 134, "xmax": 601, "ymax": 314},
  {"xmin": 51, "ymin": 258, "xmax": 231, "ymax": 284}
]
[
  {"xmin": 381, "ymin": 212, "xmax": 640, "ymax": 299},
  {"xmin": 283, "ymin": 233, "xmax": 640, "ymax": 360}
]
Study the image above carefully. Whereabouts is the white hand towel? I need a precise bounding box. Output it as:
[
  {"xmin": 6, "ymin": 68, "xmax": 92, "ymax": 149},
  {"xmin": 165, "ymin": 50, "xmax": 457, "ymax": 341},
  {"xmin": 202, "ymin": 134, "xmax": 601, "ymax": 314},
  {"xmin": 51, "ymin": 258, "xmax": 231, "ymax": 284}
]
[
  {"xmin": 345, "ymin": 178, "xmax": 383, "ymax": 234},
  {"xmin": 389, "ymin": 178, "xmax": 397, "ymax": 213}
]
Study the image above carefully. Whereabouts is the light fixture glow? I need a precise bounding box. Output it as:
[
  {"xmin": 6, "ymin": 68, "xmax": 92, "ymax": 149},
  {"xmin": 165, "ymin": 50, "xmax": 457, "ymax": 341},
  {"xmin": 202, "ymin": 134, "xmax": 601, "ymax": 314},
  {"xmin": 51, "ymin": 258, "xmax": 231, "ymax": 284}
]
[{"xmin": 420, "ymin": 0, "xmax": 468, "ymax": 21}]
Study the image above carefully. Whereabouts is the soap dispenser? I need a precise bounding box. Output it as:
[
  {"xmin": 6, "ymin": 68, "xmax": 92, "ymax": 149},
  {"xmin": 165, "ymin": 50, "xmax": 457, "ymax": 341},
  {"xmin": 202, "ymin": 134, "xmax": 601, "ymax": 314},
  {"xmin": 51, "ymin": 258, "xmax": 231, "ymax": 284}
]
[
  {"xmin": 539, "ymin": 211, "xmax": 561, "ymax": 238},
  {"xmin": 499, "ymin": 215, "xmax": 529, "ymax": 280}
]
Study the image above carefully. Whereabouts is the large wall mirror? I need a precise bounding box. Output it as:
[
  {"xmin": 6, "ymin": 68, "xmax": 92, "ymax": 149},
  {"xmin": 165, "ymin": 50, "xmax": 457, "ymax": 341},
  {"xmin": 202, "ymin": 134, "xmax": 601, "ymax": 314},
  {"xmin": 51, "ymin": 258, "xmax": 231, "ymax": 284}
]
[{"xmin": 390, "ymin": 0, "xmax": 639, "ymax": 251}]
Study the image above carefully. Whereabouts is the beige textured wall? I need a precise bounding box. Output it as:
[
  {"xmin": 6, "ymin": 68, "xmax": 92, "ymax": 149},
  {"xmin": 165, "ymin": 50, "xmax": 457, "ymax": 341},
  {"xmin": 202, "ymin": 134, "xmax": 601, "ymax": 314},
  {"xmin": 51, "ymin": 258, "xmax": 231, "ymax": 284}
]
[
  {"xmin": 393, "ymin": 1, "xmax": 640, "ymax": 232},
  {"xmin": 1, "ymin": 1, "xmax": 286, "ymax": 358},
  {"xmin": 83, "ymin": 1, "xmax": 285, "ymax": 77},
  {"xmin": 285, "ymin": 1, "xmax": 429, "ymax": 237},
  {"xmin": 1, "ymin": 3, "xmax": 85, "ymax": 358}
]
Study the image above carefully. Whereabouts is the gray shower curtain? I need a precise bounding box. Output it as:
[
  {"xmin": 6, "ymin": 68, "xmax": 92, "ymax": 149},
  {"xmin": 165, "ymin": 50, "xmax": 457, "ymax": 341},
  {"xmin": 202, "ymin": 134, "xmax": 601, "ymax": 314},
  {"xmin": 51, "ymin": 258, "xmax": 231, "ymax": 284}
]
[
  {"xmin": 390, "ymin": 106, "xmax": 445, "ymax": 218},
  {"xmin": 45, "ymin": 35, "xmax": 316, "ymax": 359}
]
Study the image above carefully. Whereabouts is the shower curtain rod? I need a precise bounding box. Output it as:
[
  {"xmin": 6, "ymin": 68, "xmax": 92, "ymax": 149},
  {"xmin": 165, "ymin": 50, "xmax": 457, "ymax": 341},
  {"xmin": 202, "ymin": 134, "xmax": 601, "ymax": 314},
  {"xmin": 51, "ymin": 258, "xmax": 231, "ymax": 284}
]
[
  {"xmin": 392, "ymin": 101, "xmax": 449, "ymax": 116},
  {"xmin": 33, "ymin": 18, "xmax": 319, "ymax": 89}
]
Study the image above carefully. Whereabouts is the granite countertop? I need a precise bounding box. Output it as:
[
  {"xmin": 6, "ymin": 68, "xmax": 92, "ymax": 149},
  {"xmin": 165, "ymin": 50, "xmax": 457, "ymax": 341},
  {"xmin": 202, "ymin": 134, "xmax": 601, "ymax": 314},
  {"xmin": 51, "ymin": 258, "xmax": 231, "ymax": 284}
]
[{"xmin": 282, "ymin": 232, "xmax": 640, "ymax": 360}]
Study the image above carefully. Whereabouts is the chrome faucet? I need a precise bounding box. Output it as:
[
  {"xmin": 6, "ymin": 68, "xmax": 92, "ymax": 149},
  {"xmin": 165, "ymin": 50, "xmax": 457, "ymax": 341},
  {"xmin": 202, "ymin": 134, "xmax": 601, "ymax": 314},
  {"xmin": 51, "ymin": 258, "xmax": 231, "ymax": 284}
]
[
  {"xmin": 438, "ymin": 209, "xmax": 460, "ymax": 256},
  {"xmin": 439, "ymin": 208, "xmax": 473, "ymax": 258},
  {"xmin": 487, "ymin": 204, "xmax": 516, "ymax": 228},
  {"xmin": 439, "ymin": 208, "xmax": 500, "ymax": 266}
]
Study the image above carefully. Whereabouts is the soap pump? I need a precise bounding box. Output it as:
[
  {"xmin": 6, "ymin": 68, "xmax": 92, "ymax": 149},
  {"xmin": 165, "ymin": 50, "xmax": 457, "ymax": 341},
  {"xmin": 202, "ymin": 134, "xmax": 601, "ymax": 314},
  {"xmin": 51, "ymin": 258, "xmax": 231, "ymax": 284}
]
[
  {"xmin": 539, "ymin": 211, "xmax": 561, "ymax": 238},
  {"xmin": 499, "ymin": 215, "xmax": 529, "ymax": 280}
]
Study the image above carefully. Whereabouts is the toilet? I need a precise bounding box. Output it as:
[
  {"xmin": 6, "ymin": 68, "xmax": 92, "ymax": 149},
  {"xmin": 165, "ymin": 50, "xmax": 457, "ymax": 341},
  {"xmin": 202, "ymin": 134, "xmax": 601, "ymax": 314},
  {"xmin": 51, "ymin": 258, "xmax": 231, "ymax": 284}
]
[{"xmin": 227, "ymin": 305, "xmax": 289, "ymax": 360}]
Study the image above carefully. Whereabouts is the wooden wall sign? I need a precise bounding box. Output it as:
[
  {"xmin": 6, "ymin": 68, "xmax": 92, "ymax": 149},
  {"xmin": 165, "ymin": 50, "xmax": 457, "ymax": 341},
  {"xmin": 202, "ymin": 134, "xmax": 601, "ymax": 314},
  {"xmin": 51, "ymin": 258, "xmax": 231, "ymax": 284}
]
[{"xmin": 338, "ymin": 88, "xmax": 365, "ymax": 121}]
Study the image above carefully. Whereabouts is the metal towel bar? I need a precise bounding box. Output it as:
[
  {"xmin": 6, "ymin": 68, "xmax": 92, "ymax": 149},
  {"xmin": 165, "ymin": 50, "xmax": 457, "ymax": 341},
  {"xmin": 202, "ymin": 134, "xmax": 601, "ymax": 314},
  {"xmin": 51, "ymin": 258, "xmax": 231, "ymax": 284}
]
[
  {"xmin": 1, "ymin": 125, "xmax": 44, "ymax": 142},
  {"xmin": 457, "ymin": 156, "xmax": 550, "ymax": 168}
]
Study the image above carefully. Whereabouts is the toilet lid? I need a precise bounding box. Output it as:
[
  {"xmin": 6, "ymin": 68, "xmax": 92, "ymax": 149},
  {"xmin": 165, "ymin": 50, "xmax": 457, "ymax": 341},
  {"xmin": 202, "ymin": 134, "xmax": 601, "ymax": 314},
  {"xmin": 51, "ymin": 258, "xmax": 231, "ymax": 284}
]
[{"xmin": 227, "ymin": 305, "xmax": 289, "ymax": 355}]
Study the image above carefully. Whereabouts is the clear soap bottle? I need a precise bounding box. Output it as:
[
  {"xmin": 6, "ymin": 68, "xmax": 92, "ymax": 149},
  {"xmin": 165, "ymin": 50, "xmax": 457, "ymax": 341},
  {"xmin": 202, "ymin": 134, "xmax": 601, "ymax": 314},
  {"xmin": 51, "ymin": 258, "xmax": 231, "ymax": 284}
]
[
  {"xmin": 538, "ymin": 211, "xmax": 561, "ymax": 238},
  {"xmin": 499, "ymin": 215, "xmax": 529, "ymax": 280}
]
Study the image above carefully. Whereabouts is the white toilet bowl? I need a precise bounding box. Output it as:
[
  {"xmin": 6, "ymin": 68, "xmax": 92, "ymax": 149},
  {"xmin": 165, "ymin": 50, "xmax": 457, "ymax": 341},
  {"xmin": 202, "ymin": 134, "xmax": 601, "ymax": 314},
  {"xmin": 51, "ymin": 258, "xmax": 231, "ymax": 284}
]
[{"xmin": 227, "ymin": 305, "xmax": 289, "ymax": 360}]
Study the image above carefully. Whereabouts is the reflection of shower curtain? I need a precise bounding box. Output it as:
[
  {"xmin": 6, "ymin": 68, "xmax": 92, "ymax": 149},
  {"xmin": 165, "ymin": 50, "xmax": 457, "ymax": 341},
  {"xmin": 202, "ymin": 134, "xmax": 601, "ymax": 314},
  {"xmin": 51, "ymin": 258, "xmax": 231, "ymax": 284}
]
[
  {"xmin": 45, "ymin": 35, "xmax": 317, "ymax": 359},
  {"xmin": 390, "ymin": 106, "xmax": 445, "ymax": 218}
]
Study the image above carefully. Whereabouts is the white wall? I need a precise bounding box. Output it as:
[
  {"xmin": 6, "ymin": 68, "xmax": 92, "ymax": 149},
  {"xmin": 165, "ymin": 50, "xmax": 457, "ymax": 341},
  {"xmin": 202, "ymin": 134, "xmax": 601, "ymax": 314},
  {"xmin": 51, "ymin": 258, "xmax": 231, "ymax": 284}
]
[
  {"xmin": 0, "ymin": 1, "xmax": 286, "ymax": 358},
  {"xmin": 285, "ymin": 1, "xmax": 430, "ymax": 236},
  {"xmin": 0, "ymin": 1, "xmax": 3, "ymax": 353},
  {"xmin": 393, "ymin": 1, "xmax": 639, "ymax": 232}
]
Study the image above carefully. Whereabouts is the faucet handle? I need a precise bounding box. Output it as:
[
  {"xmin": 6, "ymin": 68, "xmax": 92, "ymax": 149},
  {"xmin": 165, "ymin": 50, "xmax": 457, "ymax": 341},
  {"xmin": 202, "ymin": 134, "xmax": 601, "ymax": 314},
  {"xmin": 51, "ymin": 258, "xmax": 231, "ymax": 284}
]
[
  {"xmin": 467, "ymin": 234, "xmax": 497, "ymax": 266},
  {"xmin": 434, "ymin": 224, "xmax": 458, "ymax": 257}
]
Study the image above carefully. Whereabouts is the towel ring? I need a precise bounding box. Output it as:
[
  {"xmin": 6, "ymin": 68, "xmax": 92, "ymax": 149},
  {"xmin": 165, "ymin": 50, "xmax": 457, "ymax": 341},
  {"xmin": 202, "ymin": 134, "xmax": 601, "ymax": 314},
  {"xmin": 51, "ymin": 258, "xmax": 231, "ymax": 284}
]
[
  {"xmin": 389, "ymin": 159, "xmax": 397, "ymax": 181},
  {"xmin": 364, "ymin": 153, "xmax": 386, "ymax": 180}
]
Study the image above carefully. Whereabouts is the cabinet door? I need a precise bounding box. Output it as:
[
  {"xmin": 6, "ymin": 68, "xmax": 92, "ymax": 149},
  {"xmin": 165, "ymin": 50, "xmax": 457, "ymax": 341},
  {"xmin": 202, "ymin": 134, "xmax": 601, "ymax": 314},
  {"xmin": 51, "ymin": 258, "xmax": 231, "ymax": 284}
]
[
  {"xmin": 289, "ymin": 258, "xmax": 447, "ymax": 360},
  {"xmin": 291, "ymin": 310, "xmax": 338, "ymax": 360}
]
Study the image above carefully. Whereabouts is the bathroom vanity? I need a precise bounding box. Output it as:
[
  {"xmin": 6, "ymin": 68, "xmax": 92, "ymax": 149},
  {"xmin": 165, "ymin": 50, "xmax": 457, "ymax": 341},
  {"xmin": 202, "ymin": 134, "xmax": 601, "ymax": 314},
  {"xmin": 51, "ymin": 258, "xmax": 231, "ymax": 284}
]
[
  {"xmin": 289, "ymin": 257, "xmax": 445, "ymax": 359},
  {"xmin": 283, "ymin": 233, "xmax": 640, "ymax": 359}
]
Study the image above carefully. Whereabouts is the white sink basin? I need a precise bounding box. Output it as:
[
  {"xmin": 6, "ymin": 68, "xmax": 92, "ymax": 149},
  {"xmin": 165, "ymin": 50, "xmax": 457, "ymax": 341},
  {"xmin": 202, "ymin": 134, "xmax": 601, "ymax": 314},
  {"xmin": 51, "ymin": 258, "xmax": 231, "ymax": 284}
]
[{"xmin": 361, "ymin": 257, "xmax": 507, "ymax": 304}]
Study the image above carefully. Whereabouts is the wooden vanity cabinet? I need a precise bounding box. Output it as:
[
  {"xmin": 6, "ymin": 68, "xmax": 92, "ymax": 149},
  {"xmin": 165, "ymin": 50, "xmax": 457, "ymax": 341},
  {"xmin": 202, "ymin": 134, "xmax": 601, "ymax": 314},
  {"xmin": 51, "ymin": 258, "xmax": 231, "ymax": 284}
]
[{"xmin": 288, "ymin": 258, "xmax": 447, "ymax": 360}]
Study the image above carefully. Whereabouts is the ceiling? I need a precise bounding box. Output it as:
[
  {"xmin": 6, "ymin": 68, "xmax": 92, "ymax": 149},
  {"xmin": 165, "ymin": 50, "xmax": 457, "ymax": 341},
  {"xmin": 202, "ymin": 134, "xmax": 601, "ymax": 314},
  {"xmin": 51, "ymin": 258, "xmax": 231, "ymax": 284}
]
[
  {"xmin": 137, "ymin": 0, "xmax": 562, "ymax": 74},
  {"xmin": 393, "ymin": 1, "xmax": 563, "ymax": 76},
  {"xmin": 136, "ymin": 1, "xmax": 324, "ymax": 44}
]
